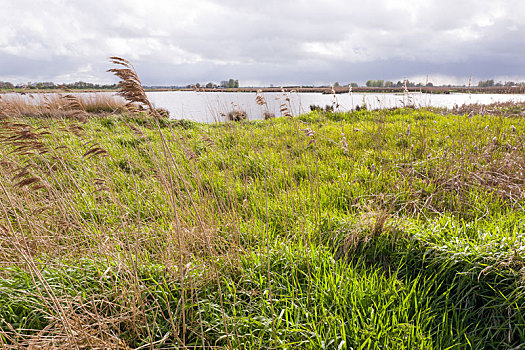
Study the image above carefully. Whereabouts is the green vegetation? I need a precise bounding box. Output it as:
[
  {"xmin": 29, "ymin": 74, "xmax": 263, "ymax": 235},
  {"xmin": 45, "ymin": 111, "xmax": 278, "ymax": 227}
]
[
  {"xmin": 1, "ymin": 105, "xmax": 525, "ymax": 348},
  {"xmin": 366, "ymin": 80, "xmax": 434, "ymax": 88},
  {"xmin": 365, "ymin": 79, "xmax": 385, "ymax": 87},
  {"xmin": 478, "ymin": 80, "xmax": 525, "ymax": 87}
]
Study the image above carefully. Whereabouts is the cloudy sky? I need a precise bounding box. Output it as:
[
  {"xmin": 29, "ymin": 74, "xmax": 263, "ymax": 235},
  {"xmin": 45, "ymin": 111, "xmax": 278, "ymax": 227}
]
[{"xmin": 1, "ymin": 0, "xmax": 524, "ymax": 86}]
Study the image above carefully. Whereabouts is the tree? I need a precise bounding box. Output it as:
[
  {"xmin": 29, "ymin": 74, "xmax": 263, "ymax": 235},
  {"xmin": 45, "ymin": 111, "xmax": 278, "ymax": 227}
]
[
  {"xmin": 385, "ymin": 81, "xmax": 394, "ymax": 87},
  {"xmin": 221, "ymin": 79, "xmax": 239, "ymax": 88},
  {"xmin": 478, "ymin": 79, "xmax": 494, "ymax": 87},
  {"xmin": 334, "ymin": 82, "xmax": 340, "ymax": 87},
  {"xmin": 35, "ymin": 82, "xmax": 55, "ymax": 89},
  {"xmin": 366, "ymin": 80, "xmax": 384, "ymax": 87},
  {"xmin": 0, "ymin": 81, "xmax": 14, "ymax": 89}
]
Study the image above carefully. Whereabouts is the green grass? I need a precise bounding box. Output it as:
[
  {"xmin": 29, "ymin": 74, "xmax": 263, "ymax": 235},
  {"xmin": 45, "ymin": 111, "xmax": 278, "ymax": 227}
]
[{"xmin": 0, "ymin": 107, "xmax": 524, "ymax": 348}]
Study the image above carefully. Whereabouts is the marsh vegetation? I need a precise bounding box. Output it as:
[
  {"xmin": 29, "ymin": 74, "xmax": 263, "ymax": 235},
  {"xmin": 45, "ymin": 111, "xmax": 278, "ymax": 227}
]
[{"xmin": 1, "ymin": 60, "xmax": 525, "ymax": 349}]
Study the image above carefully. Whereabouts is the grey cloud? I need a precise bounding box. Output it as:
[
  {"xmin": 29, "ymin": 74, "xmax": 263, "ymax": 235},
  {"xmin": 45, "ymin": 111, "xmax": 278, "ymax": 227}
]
[{"xmin": 1, "ymin": 0, "xmax": 524, "ymax": 85}]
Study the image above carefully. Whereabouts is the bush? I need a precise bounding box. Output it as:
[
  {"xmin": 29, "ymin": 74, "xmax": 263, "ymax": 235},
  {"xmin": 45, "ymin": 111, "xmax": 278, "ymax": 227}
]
[{"xmin": 227, "ymin": 109, "xmax": 247, "ymax": 122}]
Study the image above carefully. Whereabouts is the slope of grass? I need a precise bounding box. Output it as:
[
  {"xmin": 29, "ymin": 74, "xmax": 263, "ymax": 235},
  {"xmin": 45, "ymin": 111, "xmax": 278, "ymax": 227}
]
[{"xmin": 1, "ymin": 107, "xmax": 524, "ymax": 349}]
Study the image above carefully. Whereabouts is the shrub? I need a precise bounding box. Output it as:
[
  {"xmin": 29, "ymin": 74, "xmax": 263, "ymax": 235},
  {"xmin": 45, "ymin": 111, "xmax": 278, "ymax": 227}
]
[{"xmin": 227, "ymin": 109, "xmax": 247, "ymax": 121}]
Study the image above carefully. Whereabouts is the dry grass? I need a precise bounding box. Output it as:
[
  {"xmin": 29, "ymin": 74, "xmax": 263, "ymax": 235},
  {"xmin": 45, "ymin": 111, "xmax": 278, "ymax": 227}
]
[
  {"xmin": 439, "ymin": 100, "xmax": 525, "ymax": 117},
  {"xmin": 393, "ymin": 133, "xmax": 525, "ymax": 216},
  {"xmin": 0, "ymin": 110, "xmax": 235, "ymax": 347},
  {"xmin": 0, "ymin": 58, "xmax": 250, "ymax": 347},
  {"xmin": 0, "ymin": 93, "xmax": 127, "ymax": 119},
  {"xmin": 335, "ymin": 208, "xmax": 405, "ymax": 262}
]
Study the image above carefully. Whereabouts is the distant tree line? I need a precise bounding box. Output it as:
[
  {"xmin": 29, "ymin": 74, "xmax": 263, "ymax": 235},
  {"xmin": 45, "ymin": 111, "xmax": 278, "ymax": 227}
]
[
  {"xmin": 0, "ymin": 81, "xmax": 117, "ymax": 90},
  {"xmin": 323, "ymin": 80, "xmax": 525, "ymax": 88},
  {"xmin": 478, "ymin": 80, "xmax": 525, "ymax": 87},
  {"xmin": 190, "ymin": 79, "xmax": 239, "ymax": 89},
  {"xmin": 365, "ymin": 80, "xmax": 434, "ymax": 88},
  {"xmin": 3, "ymin": 78, "xmax": 525, "ymax": 91},
  {"xmin": 333, "ymin": 82, "xmax": 359, "ymax": 88}
]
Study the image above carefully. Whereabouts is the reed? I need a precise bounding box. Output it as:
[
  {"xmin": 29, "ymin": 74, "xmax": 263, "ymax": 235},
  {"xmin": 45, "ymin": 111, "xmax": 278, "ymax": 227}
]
[{"xmin": 0, "ymin": 93, "xmax": 127, "ymax": 118}]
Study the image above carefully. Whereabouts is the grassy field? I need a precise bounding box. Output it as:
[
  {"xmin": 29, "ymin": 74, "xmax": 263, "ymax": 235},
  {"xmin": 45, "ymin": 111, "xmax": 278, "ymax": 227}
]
[{"xmin": 1, "ymin": 103, "xmax": 525, "ymax": 349}]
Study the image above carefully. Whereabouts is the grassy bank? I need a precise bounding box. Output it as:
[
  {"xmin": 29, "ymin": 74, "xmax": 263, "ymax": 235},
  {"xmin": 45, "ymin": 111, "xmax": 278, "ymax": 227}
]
[{"xmin": 1, "ymin": 106, "xmax": 524, "ymax": 349}]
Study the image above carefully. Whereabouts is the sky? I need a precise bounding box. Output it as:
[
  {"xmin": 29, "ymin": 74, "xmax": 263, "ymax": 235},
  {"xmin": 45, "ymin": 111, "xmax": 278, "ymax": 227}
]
[{"xmin": 1, "ymin": 0, "xmax": 524, "ymax": 86}]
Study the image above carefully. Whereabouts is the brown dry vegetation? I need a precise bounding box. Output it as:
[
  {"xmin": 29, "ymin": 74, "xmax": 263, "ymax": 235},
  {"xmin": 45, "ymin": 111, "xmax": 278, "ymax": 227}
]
[
  {"xmin": 0, "ymin": 93, "xmax": 127, "ymax": 119},
  {"xmin": 444, "ymin": 100, "xmax": 525, "ymax": 117}
]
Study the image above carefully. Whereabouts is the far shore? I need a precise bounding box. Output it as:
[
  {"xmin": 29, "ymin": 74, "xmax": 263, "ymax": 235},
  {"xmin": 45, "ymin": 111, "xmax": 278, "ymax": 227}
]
[{"xmin": 1, "ymin": 85, "xmax": 525, "ymax": 95}]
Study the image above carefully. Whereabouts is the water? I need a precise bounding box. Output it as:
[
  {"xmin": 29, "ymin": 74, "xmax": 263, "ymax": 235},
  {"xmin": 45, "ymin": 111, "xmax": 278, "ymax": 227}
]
[
  {"xmin": 7, "ymin": 90, "xmax": 525, "ymax": 123},
  {"xmin": 145, "ymin": 91, "xmax": 525, "ymax": 122}
]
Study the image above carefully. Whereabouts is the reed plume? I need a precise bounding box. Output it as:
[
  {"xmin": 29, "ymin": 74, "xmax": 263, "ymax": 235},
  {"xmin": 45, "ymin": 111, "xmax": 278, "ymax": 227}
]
[{"xmin": 107, "ymin": 57, "xmax": 159, "ymax": 118}]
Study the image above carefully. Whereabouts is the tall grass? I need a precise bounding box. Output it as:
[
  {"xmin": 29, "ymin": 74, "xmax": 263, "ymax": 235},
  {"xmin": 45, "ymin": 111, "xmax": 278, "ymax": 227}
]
[
  {"xmin": 0, "ymin": 58, "xmax": 524, "ymax": 349},
  {"xmin": 0, "ymin": 93, "xmax": 127, "ymax": 119}
]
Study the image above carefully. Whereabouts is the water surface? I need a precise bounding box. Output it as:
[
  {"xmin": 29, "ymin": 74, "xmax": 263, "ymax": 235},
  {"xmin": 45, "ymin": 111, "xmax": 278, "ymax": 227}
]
[{"xmin": 145, "ymin": 91, "xmax": 525, "ymax": 122}]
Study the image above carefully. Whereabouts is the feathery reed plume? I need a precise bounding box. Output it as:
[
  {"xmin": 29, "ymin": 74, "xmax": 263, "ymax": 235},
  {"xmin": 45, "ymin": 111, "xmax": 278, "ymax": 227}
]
[
  {"xmin": 348, "ymin": 84, "xmax": 355, "ymax": 110},
  {"xmin": 256, "ymin": 89, "xmax": 275, "ymax": 119},
  {"xmin": 330, "ymin": 84, "xmax": 340, "ymax": 111},
  {"xmin": 255, "ymin": 89, "xmax": 266, "ymax": 107},
  {"xmin": 279, "ymin": 88, "xmax": 293, "ymax": 117},
  {"xmin": 0, "ymin": 121, "xmax": 50, "ymax": 191},
  {"xmin": 61, "ymin": 94, "xmax": 88, "ymax": 122},
  {"xmin": 107, "ymin": 57, "xmax": 158, "ymax": 117}
]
